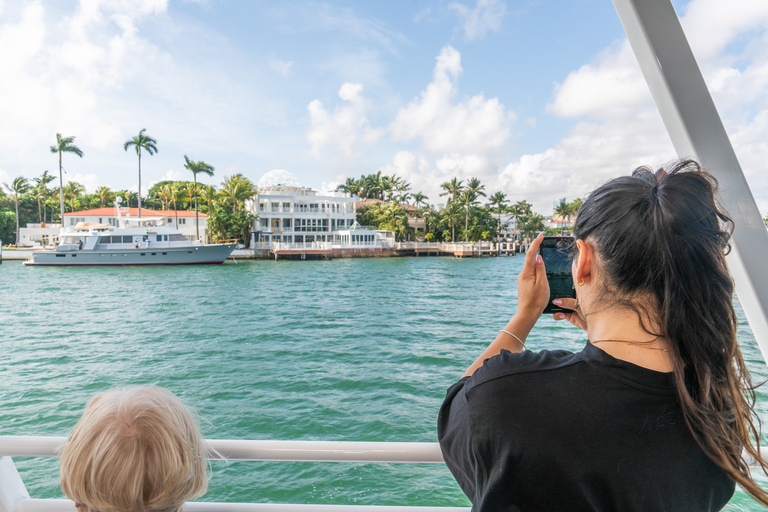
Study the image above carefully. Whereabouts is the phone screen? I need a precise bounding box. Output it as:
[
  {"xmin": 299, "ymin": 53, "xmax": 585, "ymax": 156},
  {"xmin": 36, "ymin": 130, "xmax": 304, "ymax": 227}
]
[{"xmin": 539, "ymin": 237, "xmax": 575, "ymax": 314}]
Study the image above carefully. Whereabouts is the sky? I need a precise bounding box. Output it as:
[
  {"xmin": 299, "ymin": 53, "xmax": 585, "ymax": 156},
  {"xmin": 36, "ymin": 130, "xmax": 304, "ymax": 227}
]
[{"xmin": 1, "ymin": 0, "xmax": 767, "ymax": 216}]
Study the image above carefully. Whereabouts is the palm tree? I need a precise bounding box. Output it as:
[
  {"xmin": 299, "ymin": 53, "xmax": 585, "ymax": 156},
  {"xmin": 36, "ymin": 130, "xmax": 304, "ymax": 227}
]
[
  {"xmin": 489, "ymin": 191, "xmax": 508, "ymax": 243},
  {"xmin": 554, "ymin": 201, "xmax": 571, "ymax": 235},
  {"xmin": 444, "ymin": 201, "xmax": 464, "ymax": 242},
  {"xmin": 33, "ymin": 171, "xmax": 55, "ymax": 223},
  {"xmin": 3, "ymin": 177, "xmax": 30, "ymax": 247},
  {"xmin": 466, "ymin": 177, "xmax": 486, "ymax": 199},
  {"xmin": 568, "ymin": 198, "xmax": 583, "ymax": 227},
  {"xmin": 336, "ymin": 177, "xmax": 361, "ymax": 197},
  {"xmin": 34, "ymin": 186, "xmax": 48, "ymax": 223},
  {"xmin": 158, "ymin": 184, "xmax": 174, "ymax": 211},
  {"xmin": 183, "ymin": 155, "xmax": 215, "ymax": 240},
  {"xmin": 221, "ymin": 174, "xmax": 255, "ymax": 213},
  {"xmin": 50, "ymin": 133, "xmax": 84, "ymax": 225},
  {"xmin": 123, "ymin": 128, "xmax": 157, "ymax": 219},
  {"xmin": 510, "ymin": 200, "xmax": 532, "ymax": 242},
  {"xmin": 95, "ymin": 186, "xmax": 113, "ymax": 207},
  {"xmin": 170, "ymin": 183, "xmax": 188, "ymax": 229},
  {"xmin": 124, "ymin": 191, "xmax": 133, "ymax": 208},
  {"xmin": 63, "ymin": 181, "xmax": 85, "ymax": 212},
  {"xmin": 458, "ymin": 189, "xmax": 480, "ymax": 241},
  {"xmin": 439, "ymin": 178, "xmax": 464, "ymax": 204},
  {"xmin": 413, "ymin": 192, "xmax": 429, "ymax": 208}
]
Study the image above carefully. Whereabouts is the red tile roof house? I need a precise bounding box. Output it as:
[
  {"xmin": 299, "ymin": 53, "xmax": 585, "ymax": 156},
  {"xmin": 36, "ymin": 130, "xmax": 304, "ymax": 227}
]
[{"xmin": 57, "ymin": 208, "xmax": 209, "ymax": 242}]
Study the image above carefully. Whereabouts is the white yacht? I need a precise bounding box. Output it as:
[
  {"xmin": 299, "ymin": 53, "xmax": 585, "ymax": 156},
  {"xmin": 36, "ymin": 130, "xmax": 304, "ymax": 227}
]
[{"xmin": 23, "ymin": 200, "xmax": 236, "ymax": 266}]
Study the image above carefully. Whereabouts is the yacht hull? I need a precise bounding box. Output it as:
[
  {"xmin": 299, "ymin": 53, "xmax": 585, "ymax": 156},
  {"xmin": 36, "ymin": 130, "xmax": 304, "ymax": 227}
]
[{"xmin": 23, "ymin": 244, "xmax": 237, "ymax": 266}]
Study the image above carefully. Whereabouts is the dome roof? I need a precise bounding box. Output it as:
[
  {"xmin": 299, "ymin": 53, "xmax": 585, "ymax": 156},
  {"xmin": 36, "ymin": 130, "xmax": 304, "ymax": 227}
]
[{"xmin": 258, "ymin": 169, "xmax": 301, "ymax": 189}]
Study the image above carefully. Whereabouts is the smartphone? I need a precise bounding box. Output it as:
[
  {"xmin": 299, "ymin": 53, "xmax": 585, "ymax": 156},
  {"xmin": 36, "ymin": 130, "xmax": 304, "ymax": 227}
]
[{"xmin": 539, "ymin": 236, "xmax": 576, "ymax": 314}]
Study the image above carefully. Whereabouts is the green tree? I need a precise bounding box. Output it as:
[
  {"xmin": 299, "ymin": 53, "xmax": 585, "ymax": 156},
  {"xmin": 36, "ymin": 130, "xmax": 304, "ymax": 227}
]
[
  {"xmin": 0, "ymin": 210, "xmax": 15, "ymax": 246},
  {"xmin": 220, "ymin": 174, "xmax": 255, "ymax": 213},
  {"xmin": 95, "ymin": 186, "xmax": 113, "ymax": 207},
  {"xmin": 183, "ymin": 155, "xmax": 215, "ymax": 241},
  {"xmin": 207, "ymin": 199, "xmax": 256, "ymax": 244},
  {"xmin": 158, "ymin": 184, "xmax": 173, "ymax": 211},
  {"xmin": 519, "ymin": 212, "xmax": 546, "ymax": 240},
  {"xmin": 439, "ymin": 178, "xmax": 464, "ymax": 204},
  {"xmin": 488, "ymin": 191, "xmax": 508, "ymax": 243},
  {"xmin": 34, "ymin": 171, "xmax": 55, "ymax": 223},
  {"xmin": 554, "ymin": 200, "xmax": 570, "ymax": 235},
  {"xmin": 123, "ymin": 128, "xmax": 157, "ymax": 218},
  {"xmin": 413, "ymin": 192, "xmax": 429, "ymax": 208},
  {"xmin": 63, "ymin": 181, "xmax": 85, "ymax": 212},
  {"xmin": 50, "ymin": 133, "xmax": 84, "ymax": 224},
  {"xmin": 444, "ymin": 201, "xmax": 464, "ymax": 242},
  {"xmin": 170, "ymin": 183, "xmax": 187, "ymax": 229},
  {"xmin": 3, "ymin": 177, "xmax": 30, "ymax": 246},
  {"xmin": 509, "ymin": 200, "xmax": 532, "ymax": 241},
  {"xmin": 458, "ymin": 189, "xmax": 480, "ymax": 241}
]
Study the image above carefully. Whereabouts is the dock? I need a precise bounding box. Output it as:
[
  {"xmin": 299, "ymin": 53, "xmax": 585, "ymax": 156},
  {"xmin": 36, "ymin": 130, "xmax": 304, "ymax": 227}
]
[{"xmin": 234, "ymin": 241, "xmax": 523, "ymax": 260}]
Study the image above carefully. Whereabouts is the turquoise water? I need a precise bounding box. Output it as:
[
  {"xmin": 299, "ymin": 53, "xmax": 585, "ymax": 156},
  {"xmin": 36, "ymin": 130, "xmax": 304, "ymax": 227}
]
[{"xmin": 1, "ymin": 256, "xmax": 767, "ymax": 510}]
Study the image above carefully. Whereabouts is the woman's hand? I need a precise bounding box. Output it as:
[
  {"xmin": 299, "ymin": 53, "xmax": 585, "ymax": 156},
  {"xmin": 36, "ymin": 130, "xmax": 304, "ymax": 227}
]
[
  {"xmin": 517, "ymin": 232, "xmax": 549, "ymax": 320},
  {"xmin": 552, "ymin": 297, "xmax": 588, "ymax": 331}
]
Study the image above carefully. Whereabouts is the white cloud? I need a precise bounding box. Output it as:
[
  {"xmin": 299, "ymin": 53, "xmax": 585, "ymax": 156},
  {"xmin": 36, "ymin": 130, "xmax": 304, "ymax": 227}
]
[
  {"xmin": 500, "ymin": 0, "xmax": 768, "ymax": 215},
  {"xmin": 319, "ymin": 180, "xmax": 341, "ymax": 195},
  {"xmin": 71, "ymin": 173, "xmax": 99, "ymax": 193},
  {"xmin": 307, "ymin": 82, "xmax": 383, "ymax": 169},
  {"xmin": 0, "ymin": 0, "xmax": 167, "ymax": 158},
  {"xmin": 449, "ymin": 0, "xmax": 506, "ymax": 41},
  {"xmin": 680, "ymin": 0, "xmax": 768, "ymax": 61},
  {"xmin": 497, "ymin": 112, "xmax": 675, "ymax": 214},
  {"xmin": 160, "ymin": 169, "xmax": 184, "ymax": 182},
  {"xmin": 546, "ymin": 40, "xmax": 651, "ymax": 120},
  {"xmin": 269, "ymin": 54, "xmax": 294, "ymax": 77},
  {"xmin": 390, "ymin": 45, "xmax": 515, "ymax": 155},
  {"xmin": 377, "ymin": 151, "xmax": 503, "ymax": 209},
  {"xmin": 0, "ymin": 167, "xmax": 11, "ymax": 187}
]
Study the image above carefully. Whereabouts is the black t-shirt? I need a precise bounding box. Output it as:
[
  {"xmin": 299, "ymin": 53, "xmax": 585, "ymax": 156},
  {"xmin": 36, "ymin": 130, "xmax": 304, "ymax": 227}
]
[{"xmin": 437, "ymin": 342, "xmax": 734, "ymax": 511}]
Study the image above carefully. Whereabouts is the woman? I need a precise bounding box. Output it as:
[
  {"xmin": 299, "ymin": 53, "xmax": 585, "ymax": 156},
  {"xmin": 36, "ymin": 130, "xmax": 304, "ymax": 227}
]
[
  {"xmin": 438, "ymin": 161, "xmax": 768, "ymax": 511},
  {"xmin": 60, "ymin": 387, "xmax": 209, "ymax": 512}
]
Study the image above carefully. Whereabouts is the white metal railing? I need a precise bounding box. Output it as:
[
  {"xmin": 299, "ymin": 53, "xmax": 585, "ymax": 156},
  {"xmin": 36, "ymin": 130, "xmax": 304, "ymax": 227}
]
[
  {"xmin": 0, "ymin": 437, "xmax": 444, "ymax": 463},
  {"xmin": 0, "ymin": 437, "xmax": 466, "ymax": 512},
  {"xmin": 392, "ymin": 242, "xmax": 516, "ymax": 252},
  {"xmin": 269, "ymin": 242, "xmax": 333, "ymax": 251}
]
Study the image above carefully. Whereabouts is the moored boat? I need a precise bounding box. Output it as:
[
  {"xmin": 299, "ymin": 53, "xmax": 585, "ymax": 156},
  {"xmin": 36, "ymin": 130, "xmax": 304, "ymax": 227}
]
[{"xmin": 23, "ymin": 202, "xmax": 236, "ymax": 266}]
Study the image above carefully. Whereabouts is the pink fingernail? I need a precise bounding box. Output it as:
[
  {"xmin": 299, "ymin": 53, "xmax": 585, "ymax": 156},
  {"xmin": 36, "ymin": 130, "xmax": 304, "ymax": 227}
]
[
  {"xmin": 557, "ymin": 313, "xmax": 566, "ymax": 319},
  {"xmin": 552, "ymin": 299, "xmax": 562, "ymax": 305},
  {"xmin": 536, "ymin": 255, "xmax": 543, "ymax": 264}
]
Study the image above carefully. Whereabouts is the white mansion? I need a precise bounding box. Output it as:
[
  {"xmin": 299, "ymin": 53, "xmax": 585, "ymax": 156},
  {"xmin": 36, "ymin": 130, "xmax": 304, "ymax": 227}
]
[{"xmin": 250, "ymin": 170, "xmax": 386, "ymax": 247}]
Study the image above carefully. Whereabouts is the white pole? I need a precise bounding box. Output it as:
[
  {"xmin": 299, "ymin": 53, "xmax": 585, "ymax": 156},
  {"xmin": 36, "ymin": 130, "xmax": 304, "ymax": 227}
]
[{"xmin": 612, "ymin": 0, "xmax": 768, "ymax": 360}]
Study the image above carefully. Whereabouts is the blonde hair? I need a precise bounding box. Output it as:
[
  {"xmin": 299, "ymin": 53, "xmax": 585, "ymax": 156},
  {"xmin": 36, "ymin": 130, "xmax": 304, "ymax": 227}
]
[{"xmin": 60, "ymin": 387, "xmax": 208, "ymax": 512}]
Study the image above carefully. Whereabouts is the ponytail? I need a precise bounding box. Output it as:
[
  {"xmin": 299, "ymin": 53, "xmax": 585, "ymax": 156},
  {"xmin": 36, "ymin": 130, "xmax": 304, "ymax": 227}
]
[{"xmin": 573, "ymin": 160, "xmax": 768, "ymax": 505}]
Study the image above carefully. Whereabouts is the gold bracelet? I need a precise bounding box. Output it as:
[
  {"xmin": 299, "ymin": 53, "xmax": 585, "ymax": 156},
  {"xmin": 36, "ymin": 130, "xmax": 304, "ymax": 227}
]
[{"xmin": 498, "ymin": 329, "xmax": 526, "ymax": 349}]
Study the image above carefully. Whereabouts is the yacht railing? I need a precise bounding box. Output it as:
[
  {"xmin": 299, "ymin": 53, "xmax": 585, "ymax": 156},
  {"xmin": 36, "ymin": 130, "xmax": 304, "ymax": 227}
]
[
  {"xmin": 0, "ymin": 437, "xmax": 444, "ymax": 463},
  {"xmin": 0, "ymin": 436, "xmax": 466, "ymax": 512}
]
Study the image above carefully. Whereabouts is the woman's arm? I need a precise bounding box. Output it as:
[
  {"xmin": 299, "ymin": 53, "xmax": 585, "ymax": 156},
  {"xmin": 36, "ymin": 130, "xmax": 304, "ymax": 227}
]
[{"xmin": 462, "ymin": 232, "xmax": 549, "ymax": 377}]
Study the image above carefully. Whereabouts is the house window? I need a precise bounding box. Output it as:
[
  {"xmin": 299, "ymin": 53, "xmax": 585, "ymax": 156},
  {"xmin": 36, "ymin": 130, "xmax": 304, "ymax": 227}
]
[{"xmin": 283, "ymin": 218, "xmax": 292, "ymax": 229}]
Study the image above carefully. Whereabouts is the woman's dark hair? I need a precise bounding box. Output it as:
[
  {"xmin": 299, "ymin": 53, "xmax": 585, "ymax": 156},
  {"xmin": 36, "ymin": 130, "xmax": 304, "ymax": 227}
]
[{"xmin": 573, "ymin": 159, "xmax": 768, "ymax": 505}]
